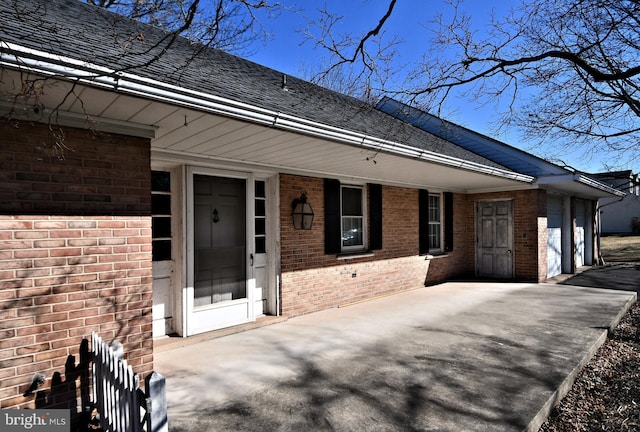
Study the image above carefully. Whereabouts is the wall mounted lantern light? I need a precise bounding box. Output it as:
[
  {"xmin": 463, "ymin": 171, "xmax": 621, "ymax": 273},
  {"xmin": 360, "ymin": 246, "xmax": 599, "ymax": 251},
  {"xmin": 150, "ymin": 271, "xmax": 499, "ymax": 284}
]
[{"xmin": 292, "ymin": 191, "xmax": 314, "ymax": 230}]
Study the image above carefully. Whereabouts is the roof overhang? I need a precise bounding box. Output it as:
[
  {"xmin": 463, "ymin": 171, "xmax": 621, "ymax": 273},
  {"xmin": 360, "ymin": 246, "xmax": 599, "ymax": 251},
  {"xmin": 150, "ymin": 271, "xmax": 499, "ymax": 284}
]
[
  {"xmin": 378, "ymin": 98, "xmax": 626, "ymax": 199},
  {"xmin": 536, "ymin": 174, "xmax": 626, "ymax": 198},
  {"xmin": 1, "ymin": 41, "xmax": 535, "ymax": 192}
]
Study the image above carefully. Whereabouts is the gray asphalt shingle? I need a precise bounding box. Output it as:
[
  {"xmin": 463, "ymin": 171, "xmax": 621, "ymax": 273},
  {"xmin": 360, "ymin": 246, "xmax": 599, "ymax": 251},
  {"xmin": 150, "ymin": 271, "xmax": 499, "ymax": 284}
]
[{"xmin": 0, "ymin": 0, "xmax": 508, "ymax": 170}]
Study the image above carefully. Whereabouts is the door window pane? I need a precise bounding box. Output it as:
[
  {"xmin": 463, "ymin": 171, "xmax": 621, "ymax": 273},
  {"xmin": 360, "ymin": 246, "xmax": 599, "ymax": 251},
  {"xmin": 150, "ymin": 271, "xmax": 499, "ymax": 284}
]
[
  {"xmin": 255, "ymin": 180, "xmax": 265, "ymax": 198},
  {"xmin": 254, "ymin": 180, "xmax": 267, "ymax": 254},
  {"xmin": 255, "ymin": 218, "xmax": 266, "ymax": 236},
  {"xmin": 152, "ymin": 171, "xmax": 172, "ymax": 261},
  {"xmin": 152, "ymin": 240, "xmax": 172, "ymax": 261},
  {"xmin": 152, "ymin": 217, "xmax": 171, "ymax": 238},
  {"xmin": 151, "ymin": 170, "xmax": 171, "ymax": 192},
  {"xmin": 152, "ymin": 194, "xmax": 171, "ymax": 215}
]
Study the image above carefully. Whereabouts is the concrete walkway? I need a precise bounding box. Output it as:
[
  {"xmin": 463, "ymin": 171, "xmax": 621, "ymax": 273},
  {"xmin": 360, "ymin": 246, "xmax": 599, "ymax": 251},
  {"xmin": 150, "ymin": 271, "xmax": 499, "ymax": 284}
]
[{"xmin": 155, "ymin": 282, "xmax": 636, "ymax": 432}]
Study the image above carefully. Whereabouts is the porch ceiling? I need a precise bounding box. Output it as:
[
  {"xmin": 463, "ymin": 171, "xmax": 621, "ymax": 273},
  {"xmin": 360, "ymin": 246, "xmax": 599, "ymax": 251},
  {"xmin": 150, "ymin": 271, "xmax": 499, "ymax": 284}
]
[
  {"xmin": 2, "ymin": 74, "xmax": 531, "ymax": 193},
  {"xmin": 149, "ymin": 111, "xmax": 527, "ymax": 192}
]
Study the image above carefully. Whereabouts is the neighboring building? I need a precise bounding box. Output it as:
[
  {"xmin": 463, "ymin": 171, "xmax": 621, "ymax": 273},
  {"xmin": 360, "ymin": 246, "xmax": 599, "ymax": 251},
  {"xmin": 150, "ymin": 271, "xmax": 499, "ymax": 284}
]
[
  {"xmin": 0, "ymin": 0, "xmax": 624, "ymax": 415},
  {"xmin": 591, "ymin": 171, "xmax": 640, "ymax": 234}
]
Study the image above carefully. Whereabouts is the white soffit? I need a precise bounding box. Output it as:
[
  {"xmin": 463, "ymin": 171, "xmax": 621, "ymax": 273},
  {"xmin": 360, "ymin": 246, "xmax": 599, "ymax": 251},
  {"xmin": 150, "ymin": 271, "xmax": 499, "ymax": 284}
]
[{"xmin": 0, "ymin": 61, "xmax": 532, "ymax": 193}]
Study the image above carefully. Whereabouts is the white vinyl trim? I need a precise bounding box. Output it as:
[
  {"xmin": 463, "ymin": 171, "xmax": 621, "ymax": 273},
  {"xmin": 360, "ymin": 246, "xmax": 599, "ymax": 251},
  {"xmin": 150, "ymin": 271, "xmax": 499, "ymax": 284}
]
[{"xmin": 1, "ymin": 41, "xmax": 535, "ymax": 184}]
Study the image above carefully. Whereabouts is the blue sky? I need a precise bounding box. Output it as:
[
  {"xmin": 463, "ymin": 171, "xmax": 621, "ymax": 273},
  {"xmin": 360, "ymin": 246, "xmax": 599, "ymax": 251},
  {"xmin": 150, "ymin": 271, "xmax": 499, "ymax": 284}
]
[{"xmin": 244, "ymin": 1, "xmax": 637, "ymax": 175}]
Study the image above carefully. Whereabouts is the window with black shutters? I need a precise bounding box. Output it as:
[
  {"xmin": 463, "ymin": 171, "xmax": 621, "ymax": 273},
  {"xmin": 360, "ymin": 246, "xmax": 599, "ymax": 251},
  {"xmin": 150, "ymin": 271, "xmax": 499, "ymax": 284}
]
[
  {"xmin": 324, "ymin": 179, "xmax": 382, "ymax": 255},
  {"xmin": 420, "ymin": 190, "xmax": 453, "ymax": 255}
]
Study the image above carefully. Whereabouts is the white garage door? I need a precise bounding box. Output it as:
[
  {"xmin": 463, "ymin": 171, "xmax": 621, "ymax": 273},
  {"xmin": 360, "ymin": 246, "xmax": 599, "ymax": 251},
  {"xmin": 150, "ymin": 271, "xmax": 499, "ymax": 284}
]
[
  {"xmin": 547, "ymin": 196, "xmax": 563, "ymax": 278},
  {"xmin": 575, "ymin": 199, "xmax": 585, "ymax": 268}
]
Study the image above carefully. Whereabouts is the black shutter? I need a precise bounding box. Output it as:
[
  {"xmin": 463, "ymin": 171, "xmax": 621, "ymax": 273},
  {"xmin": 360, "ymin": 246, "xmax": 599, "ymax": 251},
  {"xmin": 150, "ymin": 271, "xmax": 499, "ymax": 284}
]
[
  {"xmin": 368, "ymin": 183, "xmax": 382, "ymax": 250},
  {"xmin": 444, "ymin": 192, "xmax": 454, "ymax": 252},
  {"xmin": 419, "ymin": 189, "xmax": 430, "ymax": 255},
  {"xmin": 324, "ymin": 178, "xmax": 341, "ymax": 254}
]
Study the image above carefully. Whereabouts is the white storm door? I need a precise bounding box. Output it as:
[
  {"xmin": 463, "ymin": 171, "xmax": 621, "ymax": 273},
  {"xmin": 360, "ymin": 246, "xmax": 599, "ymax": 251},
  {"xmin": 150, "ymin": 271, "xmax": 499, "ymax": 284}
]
[{"xmin": 186, "ymin": 170, "xmax": 254, "ymax": 335}]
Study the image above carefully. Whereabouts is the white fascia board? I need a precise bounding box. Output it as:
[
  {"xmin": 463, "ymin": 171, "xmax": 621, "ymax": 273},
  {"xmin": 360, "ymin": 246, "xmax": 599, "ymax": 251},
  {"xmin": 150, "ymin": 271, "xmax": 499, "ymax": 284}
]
[
  {"xmin": 537, "ymin": 173, "xmax": 625, "ymax": 197},
  {"xmin": 1, "ymin": 41, "xmax": 535, "ymax": 184},
  {"xmin": 574, "ymin": 174, "xmax": 626, "ymax": 197}
]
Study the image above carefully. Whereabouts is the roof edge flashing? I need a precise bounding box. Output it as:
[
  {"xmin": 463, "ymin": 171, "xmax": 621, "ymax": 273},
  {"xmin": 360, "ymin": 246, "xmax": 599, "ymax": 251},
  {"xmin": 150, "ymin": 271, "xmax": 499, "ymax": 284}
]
[
  {"xmin": 537, "ymin": 174, "xmax": 625, "ymax": 197},
  {"xmin": 2, "ymin": 41, "xmax": 533, "ymax": 184}
]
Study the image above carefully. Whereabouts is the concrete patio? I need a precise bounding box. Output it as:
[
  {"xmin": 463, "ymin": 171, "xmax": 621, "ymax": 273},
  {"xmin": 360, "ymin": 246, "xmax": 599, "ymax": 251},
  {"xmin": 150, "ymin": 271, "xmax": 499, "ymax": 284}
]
[{"xmin": 154, "ymin": 282, "xmax": 636, "ymax": 431}]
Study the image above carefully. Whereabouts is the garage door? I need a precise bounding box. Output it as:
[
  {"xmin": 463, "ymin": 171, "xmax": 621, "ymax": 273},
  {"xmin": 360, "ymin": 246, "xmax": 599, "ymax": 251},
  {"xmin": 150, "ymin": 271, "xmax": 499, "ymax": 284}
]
[
  {"xmin": 547, "ymin": 196, "xmax": 563, "ymax": 278},
  {"xmin": 575, "ymin": 199, "xmax": 585, "ymax": 267}
]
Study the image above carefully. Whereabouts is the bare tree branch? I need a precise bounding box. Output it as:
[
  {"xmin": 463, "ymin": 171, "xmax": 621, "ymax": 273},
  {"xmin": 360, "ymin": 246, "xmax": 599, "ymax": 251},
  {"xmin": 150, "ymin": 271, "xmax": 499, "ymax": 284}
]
[{"xmin": 313, "ymin": 0, "xmax": 640, "ymax": 168}]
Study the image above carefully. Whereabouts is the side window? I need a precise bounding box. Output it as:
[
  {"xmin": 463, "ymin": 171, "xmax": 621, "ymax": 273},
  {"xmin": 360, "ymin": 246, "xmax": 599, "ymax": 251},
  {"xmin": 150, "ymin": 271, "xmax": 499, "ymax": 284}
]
[
  {"xmin": 420, "ymin": 190, "xmax": 446, "ymax": 254},
  {"xmin": 151, "ymin": 170, "xmax": 172, "ymax": 261},
  {"xmin": 341, "ymin": 185, "xmax": 366, "ymax": 251},
  {"xmin": 254, "ymin": 180, "xmax": 266, "ymax": 254},
  {"xmin": 428, "ymin": 194, "xmax": 442, "ymax": 251},
  {"xmin": 325, "ymin": 179, "xmax": 380, "ymax": 255}
]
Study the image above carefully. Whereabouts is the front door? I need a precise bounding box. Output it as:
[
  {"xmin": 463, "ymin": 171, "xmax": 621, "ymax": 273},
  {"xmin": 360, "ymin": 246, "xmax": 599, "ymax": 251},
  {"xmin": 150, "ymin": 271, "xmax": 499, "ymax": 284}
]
[
  {"xmin": 476, "ymin": 200, "xmax": 514, "ymax": 279},
  {"xmin": 187, "ymin": 172, "xmax": 254, "ymax": 335}
]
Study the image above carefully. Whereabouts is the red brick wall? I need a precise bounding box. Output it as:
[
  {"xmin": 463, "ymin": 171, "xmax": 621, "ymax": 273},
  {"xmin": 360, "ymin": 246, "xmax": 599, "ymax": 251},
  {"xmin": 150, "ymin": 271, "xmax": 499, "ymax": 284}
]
[
  {"xmin": 279, "ymin": 174, "xmax": 472, "ymax": 317},
  {"xmin": 0, "ymin": 120, "xmax": 153, "ymax": 411},
  {"xmin": 426, "ymin": 192, "xmax": 474, "ymax": 284},
  {"xmin": 279, "ymin": 174, "xmax": 553, "ymax": 318}
]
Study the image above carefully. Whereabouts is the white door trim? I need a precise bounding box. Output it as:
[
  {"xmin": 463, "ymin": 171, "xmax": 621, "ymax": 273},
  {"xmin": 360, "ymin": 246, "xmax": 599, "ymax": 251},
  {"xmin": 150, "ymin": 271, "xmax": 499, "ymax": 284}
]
[{"xmin": 184, "ymin": 165, "xmax": 255, "ymax": 336}]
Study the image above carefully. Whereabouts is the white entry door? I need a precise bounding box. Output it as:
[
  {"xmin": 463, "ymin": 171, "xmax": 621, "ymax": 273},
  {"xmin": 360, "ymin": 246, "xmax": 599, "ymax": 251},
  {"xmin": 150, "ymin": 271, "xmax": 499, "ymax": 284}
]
[{"xmin": 186, "ymin": 170, "xmax": 254, "ymax": 335}]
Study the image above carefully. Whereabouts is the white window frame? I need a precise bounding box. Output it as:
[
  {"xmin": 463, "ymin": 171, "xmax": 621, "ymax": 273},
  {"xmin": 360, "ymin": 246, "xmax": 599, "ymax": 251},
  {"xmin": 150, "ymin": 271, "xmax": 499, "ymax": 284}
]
[
  {"xmin": 340, "ymin": 184, "xmax": 367, "ymax": 252},
  {"xmin": 429, "ymin": 193, "xmax": 443, "ymax": 252}
]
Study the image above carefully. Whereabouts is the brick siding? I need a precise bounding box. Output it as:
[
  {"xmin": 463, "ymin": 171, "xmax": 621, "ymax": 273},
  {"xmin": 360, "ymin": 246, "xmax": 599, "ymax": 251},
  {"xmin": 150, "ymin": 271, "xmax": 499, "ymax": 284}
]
[
  {"xmin": 426, "ymin": 192, "xmax": 473, "ymax": 284},
  {"xmin": 279, "ymin": 174, "xmax": 472, "ymax": 317},
  {"xmin": 279, "ymin": 175, "xmax": 551, "ymax": 319},
  {"xmin": 466, "ymin": 189, "xmax": 547, "ymax": 282},
  {"xmin": 0, "ymin": 120, "xmax": 153, "ymax": 412}
]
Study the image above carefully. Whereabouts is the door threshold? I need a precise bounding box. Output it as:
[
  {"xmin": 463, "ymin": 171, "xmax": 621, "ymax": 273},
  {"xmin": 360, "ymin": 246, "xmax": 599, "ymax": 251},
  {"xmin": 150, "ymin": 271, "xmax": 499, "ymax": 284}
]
[{"xmin": 154, "ymin": 315, "xmax": 288, "ymax": 353}]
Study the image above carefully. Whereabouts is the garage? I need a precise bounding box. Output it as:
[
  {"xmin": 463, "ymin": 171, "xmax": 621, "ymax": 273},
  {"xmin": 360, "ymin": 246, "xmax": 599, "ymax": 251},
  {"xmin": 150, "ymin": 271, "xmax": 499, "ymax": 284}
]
[
  {"xmin": 575, "ymin": 199, "xmax": 586, "ymax": 268},
  {"xmin": 547, "ymin": 195, "xmax": 563, "ymax": 278}
]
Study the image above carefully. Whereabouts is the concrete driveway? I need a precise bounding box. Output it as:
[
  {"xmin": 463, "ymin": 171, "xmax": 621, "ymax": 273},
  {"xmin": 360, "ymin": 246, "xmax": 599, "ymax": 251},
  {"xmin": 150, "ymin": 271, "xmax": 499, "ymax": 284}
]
[{"xmin": 155, "ymin": 282, "xmax": 635, "ymax": 432}]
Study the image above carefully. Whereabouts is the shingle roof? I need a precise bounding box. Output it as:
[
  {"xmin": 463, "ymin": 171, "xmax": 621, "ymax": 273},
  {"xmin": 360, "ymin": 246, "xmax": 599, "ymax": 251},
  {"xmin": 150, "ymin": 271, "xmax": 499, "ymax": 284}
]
[
  {"xmin": 377, "ymin": 97, "xmax": 568, "ymax": 178},
  {"xmin": 0, "ymin": 0, "xmax": 507, "ymax": 170}
]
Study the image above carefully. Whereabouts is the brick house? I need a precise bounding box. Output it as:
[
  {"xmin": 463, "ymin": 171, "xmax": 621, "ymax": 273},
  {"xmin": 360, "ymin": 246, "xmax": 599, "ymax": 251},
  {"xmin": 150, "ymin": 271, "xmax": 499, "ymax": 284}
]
[
  {"xmin": 377, "ymin": 97, "xmax": 626, "ymax": 278},
  {"xmin": 0, "ymin": 0, "xmax": 623, "ymax": 415}
]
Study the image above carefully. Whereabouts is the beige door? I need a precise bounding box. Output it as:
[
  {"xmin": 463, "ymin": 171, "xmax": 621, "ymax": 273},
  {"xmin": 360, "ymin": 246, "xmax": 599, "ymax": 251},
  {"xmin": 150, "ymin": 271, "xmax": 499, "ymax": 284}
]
[{"xmin": 476, "ymin": 200, "xmax": 514, "ymax": 279}]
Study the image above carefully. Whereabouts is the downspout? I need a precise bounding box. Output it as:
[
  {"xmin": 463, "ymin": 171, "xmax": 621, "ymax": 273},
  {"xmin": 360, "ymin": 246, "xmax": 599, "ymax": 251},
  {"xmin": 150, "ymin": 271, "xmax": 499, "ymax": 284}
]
[{"xmin": 595, "ymin": 195, "xmax": 626, "ymax": 265}]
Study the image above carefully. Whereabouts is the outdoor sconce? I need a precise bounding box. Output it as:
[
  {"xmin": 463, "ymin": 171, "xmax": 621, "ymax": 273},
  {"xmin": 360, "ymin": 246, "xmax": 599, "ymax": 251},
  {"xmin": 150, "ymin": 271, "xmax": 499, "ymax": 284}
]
[{"xmin": 292, "ymin": 191, "xmax": 314, "ymax": 230}]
